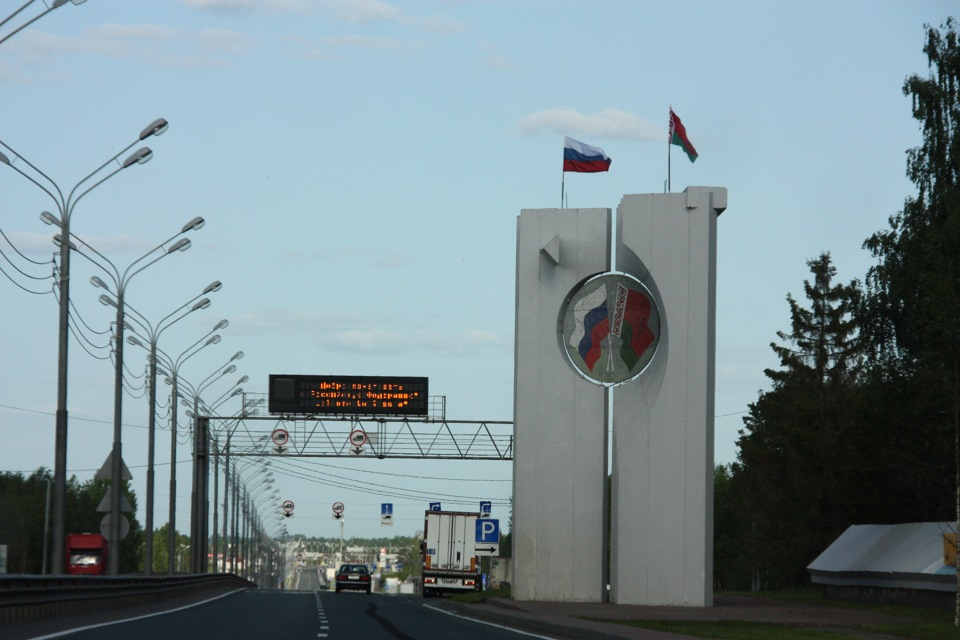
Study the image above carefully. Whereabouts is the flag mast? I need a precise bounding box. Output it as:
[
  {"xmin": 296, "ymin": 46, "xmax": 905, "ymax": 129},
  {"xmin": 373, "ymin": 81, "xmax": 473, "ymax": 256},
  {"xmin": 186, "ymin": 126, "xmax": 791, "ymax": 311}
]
[{"xmin": 667, "ymin": 106, "xmax": 672, "ymax": 192}]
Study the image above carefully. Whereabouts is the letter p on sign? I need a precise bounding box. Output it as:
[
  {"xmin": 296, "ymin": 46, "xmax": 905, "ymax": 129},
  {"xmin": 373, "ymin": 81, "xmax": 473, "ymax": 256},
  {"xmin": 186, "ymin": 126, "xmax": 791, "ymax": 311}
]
[{"xmin": 476, "ymin": 518, "xmax": 500, "ymax": 543}]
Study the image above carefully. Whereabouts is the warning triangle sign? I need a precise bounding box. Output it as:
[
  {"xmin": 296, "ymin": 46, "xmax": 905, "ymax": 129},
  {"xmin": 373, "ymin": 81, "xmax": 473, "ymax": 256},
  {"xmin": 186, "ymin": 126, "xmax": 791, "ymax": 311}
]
[
  {"xmin": 95, "ymin": 451, "xmax": 133, "ymax": 482},
  {"xmin": 96, "ymin": 487, "xmax": 133, "ymax": 513}
]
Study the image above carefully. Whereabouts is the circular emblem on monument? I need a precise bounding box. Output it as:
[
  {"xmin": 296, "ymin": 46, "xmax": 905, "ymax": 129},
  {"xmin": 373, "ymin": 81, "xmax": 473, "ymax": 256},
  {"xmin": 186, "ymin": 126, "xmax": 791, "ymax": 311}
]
[{"xmin": 559, "ymin": 272, "xmax": 661, "ymax": 385}]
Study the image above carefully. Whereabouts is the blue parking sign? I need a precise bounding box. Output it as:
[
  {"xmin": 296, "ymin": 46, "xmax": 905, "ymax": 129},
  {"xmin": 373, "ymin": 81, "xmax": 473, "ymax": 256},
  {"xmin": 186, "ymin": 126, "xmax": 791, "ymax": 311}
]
[{"xmin": 475, "ymin": 518, "xmax": 499, "ymax": 543}]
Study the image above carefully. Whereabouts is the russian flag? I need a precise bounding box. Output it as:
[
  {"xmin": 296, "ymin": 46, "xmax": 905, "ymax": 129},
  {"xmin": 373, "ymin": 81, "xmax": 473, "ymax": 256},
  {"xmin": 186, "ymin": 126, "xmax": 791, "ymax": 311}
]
[
  {"xmin": 563, "ymin": 137, "xmax": 612, "ymax": 173},
  {"xmin": 569, "ymin": 285, "xmax": 610, "ymax": 371}
]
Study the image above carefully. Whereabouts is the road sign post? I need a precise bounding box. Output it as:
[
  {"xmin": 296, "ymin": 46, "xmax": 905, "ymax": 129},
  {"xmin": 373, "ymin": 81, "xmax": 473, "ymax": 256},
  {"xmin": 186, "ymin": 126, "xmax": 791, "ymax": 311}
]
[
  {"xmin": 381, "ymin": 503, "xmax": 393, "ymax": 526},
  {"xmin": 475, "ymin": 518, "xmax": 500, "ymax": 556}
]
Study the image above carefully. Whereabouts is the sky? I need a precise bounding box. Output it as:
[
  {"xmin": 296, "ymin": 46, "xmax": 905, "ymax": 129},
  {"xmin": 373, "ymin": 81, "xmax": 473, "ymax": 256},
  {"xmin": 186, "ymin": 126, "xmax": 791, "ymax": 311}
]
[{"xmin": 0, "ymin": 0, "xmax": 952, "ymax": 544}]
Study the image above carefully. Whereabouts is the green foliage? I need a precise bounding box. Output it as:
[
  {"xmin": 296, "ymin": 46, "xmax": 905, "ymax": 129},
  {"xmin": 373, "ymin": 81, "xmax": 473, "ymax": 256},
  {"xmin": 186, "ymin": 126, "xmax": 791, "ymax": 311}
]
[
  {"xmin": 728, "ymin": 254, "xmax": 863, "ymax": 589},
  {"xmin": 717, "ymin": 20, "xmax": 960, "ymax": 591},
  {"xmin": 856, "ymin": 17, "xmax": 960, "ymax": 527},
  {"xmin": 0, "ymin": 469, "xmax": 143, "ymax": 574}
]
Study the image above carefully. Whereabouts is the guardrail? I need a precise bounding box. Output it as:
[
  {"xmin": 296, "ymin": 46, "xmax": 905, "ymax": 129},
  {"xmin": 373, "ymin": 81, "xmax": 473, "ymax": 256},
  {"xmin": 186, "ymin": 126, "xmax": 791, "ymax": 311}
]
[{"xmin": 0, "ymin": 573, "xmax": 254, "ymax": 626}]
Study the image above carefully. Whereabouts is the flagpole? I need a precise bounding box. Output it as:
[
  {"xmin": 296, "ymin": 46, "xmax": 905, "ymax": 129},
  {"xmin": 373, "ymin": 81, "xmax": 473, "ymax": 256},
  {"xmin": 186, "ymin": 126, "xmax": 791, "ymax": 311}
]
[
  {"xmin": 561, "ymin": 172, "xmax": 565, "ymax": 209},
  {"xmin": 667, "ymin": 138, "xmax": 671, "ymax": 193},
  {"xmin": 667, "ymin": 107, "xmax": 672, "ymax": 193}
]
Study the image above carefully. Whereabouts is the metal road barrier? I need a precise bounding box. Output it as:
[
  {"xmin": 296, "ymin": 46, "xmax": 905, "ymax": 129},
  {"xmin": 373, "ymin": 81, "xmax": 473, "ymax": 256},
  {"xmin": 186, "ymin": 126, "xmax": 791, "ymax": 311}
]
[{"xmin": 0, "ymin": 573, "xmax": 254, "ymax": 625}]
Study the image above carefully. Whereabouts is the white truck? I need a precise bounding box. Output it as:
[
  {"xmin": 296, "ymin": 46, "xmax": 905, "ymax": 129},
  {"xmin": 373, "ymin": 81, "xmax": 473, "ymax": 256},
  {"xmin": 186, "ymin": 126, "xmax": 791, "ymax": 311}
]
[{"xmin": 421, "ymin": 510, "xmax": 482, "ymax": 597}]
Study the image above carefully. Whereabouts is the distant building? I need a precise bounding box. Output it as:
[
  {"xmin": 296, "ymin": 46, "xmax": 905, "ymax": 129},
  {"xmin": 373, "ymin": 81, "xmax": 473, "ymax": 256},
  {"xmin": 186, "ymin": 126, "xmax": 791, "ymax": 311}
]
[{"xmin": 808, "ymin": 522, "xmax": 958, "ymax": 610}]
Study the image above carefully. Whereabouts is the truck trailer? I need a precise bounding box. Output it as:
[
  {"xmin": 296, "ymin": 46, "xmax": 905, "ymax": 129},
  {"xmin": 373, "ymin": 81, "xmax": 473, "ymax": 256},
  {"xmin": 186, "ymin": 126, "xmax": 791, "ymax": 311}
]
[
  {"xmin": 421, "ymin": 510, "xmax": 481, "ymax": 597},
  {"xmin": 65, "ymin": 533, "xmax": 108, "ymax": 575}
]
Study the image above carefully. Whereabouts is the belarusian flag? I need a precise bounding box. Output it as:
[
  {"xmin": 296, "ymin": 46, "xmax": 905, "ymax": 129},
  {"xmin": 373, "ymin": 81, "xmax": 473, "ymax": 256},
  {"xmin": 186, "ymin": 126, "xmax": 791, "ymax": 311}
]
[{"xmin": 669, "ymin": 109, "xmax": 698, "ymax": 163}]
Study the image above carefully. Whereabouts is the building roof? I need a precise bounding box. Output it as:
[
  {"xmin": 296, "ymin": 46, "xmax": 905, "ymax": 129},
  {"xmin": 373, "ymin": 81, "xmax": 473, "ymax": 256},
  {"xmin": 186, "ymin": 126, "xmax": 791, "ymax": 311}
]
[{"xmin": 808, "ymin": 522, "xmax": 957, "ymax": 593}]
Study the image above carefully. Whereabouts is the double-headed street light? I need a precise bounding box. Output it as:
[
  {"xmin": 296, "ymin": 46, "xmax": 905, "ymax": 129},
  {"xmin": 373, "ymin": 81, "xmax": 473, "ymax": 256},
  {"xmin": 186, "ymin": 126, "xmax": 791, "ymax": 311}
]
[
  {"xmin": 155, "ymin": 325, "xmax": 229, "ymax": 574},
  {"xmin": 124, "ymin": 280, "xmax": 221, "ymax": 574},
  {"xmin": 0, "ymin": 0, "xmax": 86, "ymax": 47},
  {"xmin": 1, "ymin": 118, "xmax": 168, "ymax": 574},
  {"xmin": 177, "ymin": 354, "xmax": 245, "ymax": 573},
  {"xmin": 68, "ymin": 217, "xmax": 203, "ymax": 575}
]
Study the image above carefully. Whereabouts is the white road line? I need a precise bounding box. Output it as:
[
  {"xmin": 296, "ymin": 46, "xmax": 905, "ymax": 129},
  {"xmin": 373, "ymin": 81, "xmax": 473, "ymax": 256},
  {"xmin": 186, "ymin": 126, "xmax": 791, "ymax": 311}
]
[
  {"xmin": 25, "ymin": 589, "xmax": 249, "ymax": 640},
  {"xmin": 422, "ymin": 604, "xmax": 560, "ymax": 640}
]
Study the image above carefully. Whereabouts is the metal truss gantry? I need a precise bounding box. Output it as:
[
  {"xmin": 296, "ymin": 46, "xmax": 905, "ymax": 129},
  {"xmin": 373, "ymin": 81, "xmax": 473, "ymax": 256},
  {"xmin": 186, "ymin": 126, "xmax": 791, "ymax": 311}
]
[{"xmin": 208, "ymin": 414, "xmax": 514, "ymax": 460}]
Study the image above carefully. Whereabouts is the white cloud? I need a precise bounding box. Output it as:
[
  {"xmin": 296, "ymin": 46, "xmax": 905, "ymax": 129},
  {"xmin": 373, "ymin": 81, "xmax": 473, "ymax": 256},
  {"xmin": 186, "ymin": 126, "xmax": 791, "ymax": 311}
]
[
  {"xmin": 234, "ymin": 310, "xmax": 507, "ymax": 356},
  {"xmin": 317, "ymin": 0, "xmax": 464, "ymax": 33},
  {"xmin": 520, "ymin": 107, "xmax": 663, "ymax": 142},
  {"xmin": 7, "ymin": 23, "xmax": 253, "ymax": 70},
  {"xmin": 181, "ymin": 0, "xmax": 311, "ymax": 13}
]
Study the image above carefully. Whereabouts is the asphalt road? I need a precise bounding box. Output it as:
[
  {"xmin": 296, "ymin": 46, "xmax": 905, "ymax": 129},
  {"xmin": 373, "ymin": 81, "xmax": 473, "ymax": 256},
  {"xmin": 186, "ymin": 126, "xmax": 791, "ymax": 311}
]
[{"xmin": 17, "ymin": 590, "xmax": 560, "ymax": 640}]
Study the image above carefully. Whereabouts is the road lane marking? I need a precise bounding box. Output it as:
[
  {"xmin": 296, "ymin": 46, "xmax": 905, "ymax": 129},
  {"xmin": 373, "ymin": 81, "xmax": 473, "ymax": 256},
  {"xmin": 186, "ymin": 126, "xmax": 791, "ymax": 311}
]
[
  {"xmin": 25, "ymin": 589, "xmax": 248, "ymax": 640},
  {"xmin": 422, "ymin": 604, "xmax": 560, "ymax": 639}
]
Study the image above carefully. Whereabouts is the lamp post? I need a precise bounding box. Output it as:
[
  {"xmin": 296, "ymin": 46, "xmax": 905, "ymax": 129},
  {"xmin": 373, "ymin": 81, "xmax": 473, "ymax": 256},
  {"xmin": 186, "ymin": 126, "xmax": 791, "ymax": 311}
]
[
  {"xmin": 124, "ymin": 281, "xmax": 221, "ymax": 574},
  {"xmin": 177, "ymin": 354, "xmax": 244, "ymax": 573},
  {"xmin": 0, "ymin": 0, "xmax": 86, "ymax": 47},
  {"xmin": 69, "ymin": 219, "xmax": 202, "ymax": 575},
  {"xmin": 156, "ymin": 320, "xmax": 228, "ymax": 575},
  {"xmin": 1, "ymin": 118, "xmax": 168, "ymax": 574},
  {"xmin": 200, "ymin": 386, "xmax": 247, "ymax": 574}
]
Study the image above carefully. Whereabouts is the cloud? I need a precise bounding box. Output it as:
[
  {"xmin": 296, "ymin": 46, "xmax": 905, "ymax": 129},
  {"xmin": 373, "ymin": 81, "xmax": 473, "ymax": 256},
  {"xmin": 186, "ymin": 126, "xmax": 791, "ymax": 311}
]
[
  {"xmin": 8, "ymin": 23, "xmax": 254, "ymax": 71},
  {"xmin": 4, "ymin": 231, "xmax": 59, "ymax": 255},
  {"xmin": 520, "ymin": 107, "xmax": 663, "ymax": 142},
  {"xmin": 235, "ymin": 310, "xmax": 507, "ymax": 356},
  {"xmin": 181, "ymin": 0, "xmax": 311, "ymax": 13},
  {"xmin": 317, "ymin": 0, "xmax": 464, "ymax": 34}
]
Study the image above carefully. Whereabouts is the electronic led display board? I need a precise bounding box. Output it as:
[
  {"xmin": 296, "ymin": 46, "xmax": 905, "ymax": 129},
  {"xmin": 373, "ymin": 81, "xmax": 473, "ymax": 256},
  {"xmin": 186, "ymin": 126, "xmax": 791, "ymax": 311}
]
[{"xmin": 269, "ymin": 374, "xmax": 429, "ymax": 416}]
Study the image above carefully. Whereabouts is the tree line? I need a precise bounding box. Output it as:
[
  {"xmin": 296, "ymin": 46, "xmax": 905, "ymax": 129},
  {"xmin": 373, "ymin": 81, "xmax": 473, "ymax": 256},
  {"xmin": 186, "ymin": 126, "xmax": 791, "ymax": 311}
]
[
  {"xmin": 0, "ymin": 468, "xmax": 143, "ymax": 574},
  {"xmin": 714, "ymin": 18, "xmax": 960, "ymax": 589}
]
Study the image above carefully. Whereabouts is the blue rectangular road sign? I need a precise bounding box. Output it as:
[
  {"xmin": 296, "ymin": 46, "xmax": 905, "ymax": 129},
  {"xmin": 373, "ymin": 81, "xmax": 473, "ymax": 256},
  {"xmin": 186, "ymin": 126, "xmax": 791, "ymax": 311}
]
[
  {"xmin": 479, "ymin": 500, "xmax": 492, "ymax": 517},
  {"xmin": 476, "ymin": 518, "xmax": 500, "ymax": 543},
  {"xmin": 381, "ymin": 503, "xmax": 393, "ymax": 516},
  {"xmin": 429, "ymin": 502, "xmax": 441, "ymax": 511}
]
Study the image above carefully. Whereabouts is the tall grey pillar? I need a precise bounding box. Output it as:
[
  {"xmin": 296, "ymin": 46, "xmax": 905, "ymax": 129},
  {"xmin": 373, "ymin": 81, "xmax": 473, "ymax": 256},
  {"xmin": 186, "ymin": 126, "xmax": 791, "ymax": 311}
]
[
  {"xmin": 611, "ymin": 187, "xmax": 726, "ymax": 606},
  {"xmin": 513, "ymin": 208, "xmax": 610, "ymax": 602}
]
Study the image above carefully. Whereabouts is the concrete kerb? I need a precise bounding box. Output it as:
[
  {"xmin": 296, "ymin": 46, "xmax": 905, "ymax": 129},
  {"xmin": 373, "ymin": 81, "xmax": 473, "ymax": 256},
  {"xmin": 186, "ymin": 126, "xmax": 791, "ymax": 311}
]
[
  {"xmin": 437, "ymin": 598, "xmax": 698, "ymax": 640},
  {"xmin": 437, "ymin": 595, "xmax": 931, "ymax": 640}
]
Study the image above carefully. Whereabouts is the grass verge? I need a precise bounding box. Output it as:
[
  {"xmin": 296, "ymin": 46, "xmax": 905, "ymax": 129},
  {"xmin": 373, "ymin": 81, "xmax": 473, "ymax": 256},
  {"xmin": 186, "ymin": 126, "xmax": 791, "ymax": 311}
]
[{"xmin": 448, "ymin": 587, "xmax": 512, "ymax": 604}]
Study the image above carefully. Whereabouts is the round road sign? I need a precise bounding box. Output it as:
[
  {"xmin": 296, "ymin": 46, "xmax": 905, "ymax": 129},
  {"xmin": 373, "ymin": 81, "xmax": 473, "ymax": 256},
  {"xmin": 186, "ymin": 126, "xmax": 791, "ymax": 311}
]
[
  {"xmin": 348, "ymin": 429, "xmax": 367, "ymax": 447},
  {"xmin": 332, "ymin": 501, "xmax": 345, "ymax": 515},
  {"xmin": 282, "ymin": 499, "xmax": 295, "ymax": 514},
  {"xmin": 99, "ymin": 513, "xmax": 130, "ymax": 541},
  {"xmin": 271, "ymin": 428, "xmax": 290, "ymax": 447}
]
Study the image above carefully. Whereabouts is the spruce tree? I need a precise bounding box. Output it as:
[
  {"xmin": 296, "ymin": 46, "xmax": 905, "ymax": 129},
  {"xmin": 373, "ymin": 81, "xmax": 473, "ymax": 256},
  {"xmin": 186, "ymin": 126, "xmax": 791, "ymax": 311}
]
[{"xmin": 731, "ymin": 253, "xmax": 861, "ymax": 588}]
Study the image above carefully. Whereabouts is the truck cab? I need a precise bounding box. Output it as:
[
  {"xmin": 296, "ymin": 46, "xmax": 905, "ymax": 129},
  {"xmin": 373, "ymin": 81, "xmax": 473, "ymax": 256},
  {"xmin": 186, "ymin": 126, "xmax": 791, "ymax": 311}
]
[{"xmin": 65, "ymin": 533, "xmax": 108, "ymax": 575}]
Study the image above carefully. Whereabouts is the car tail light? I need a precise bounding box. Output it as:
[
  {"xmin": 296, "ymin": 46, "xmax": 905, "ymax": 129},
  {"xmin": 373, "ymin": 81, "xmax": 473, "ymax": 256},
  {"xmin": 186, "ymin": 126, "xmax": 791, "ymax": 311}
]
[
  {"xmin": 361, "ymin": 575, "xmax": 370, "ymax": 582},
  {"xmin": 336, "ymin": 574, "xmax": 345, "ymax": 581},
  {"xmin": 424, "ymin": 577, "xmax": 436, "ymax": 584},
  {"xmin": 464, "ymin": 580, "xmax": 476, "ymax": 586}
]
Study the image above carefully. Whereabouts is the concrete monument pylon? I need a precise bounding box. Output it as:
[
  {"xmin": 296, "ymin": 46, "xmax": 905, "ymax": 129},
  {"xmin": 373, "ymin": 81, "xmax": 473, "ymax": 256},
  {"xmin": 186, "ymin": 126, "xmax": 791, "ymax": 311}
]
[{"xmin": 512, "ymin": 187, "xmax": 726, "ymax": 605}]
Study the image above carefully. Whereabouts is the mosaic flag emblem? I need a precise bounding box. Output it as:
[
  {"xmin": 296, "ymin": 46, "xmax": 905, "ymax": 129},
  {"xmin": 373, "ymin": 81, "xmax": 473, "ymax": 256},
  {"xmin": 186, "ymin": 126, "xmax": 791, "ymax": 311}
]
[{"xmin": 562, "ymin": 274, "xmax": 660, "ymax": 384}]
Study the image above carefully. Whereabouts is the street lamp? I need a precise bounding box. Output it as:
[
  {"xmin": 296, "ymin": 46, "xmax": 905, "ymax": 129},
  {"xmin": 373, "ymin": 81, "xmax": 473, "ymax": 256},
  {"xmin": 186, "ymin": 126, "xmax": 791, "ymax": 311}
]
[
  {"xmin": 156, "ymin": 321, "xmax": 227, "ymax": 575},
  {"xmin": 177, "ymin": 354, "xmax": 244, "ymax": 573},
  {"xmin": 69, "ymin": 219, "xmax": 202, "ymax": 575},
  {"xmin": 1, "ymin": 118, "xmax": 168, "ymax": 574},
  {"xmin": 0, "ymin": 0, "xmax": 86, "ymax": 47},
  {"xmin": 123, "ymin": 281, "xmax": 221, "ymax": 574}
]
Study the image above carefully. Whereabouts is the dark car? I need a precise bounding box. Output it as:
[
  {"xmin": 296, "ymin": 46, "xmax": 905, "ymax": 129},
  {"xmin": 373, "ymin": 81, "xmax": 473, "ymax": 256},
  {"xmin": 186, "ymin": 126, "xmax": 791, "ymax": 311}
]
[{"xmin": 335, "ymin": 563, "xmax": 372, "ymax": 593}]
